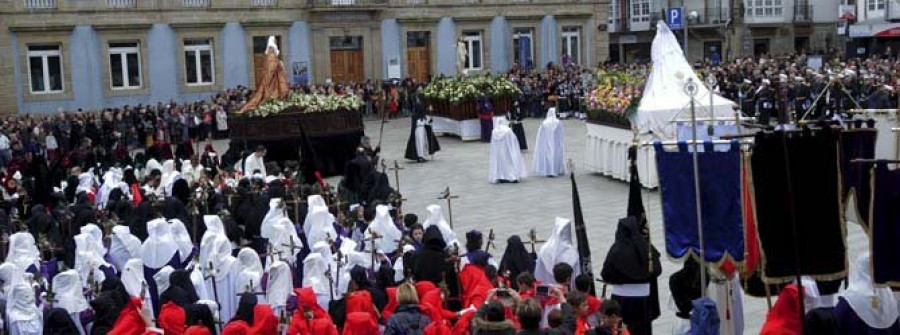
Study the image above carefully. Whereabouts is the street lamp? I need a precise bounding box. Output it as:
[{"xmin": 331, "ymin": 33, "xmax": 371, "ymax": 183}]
[{"xmin": 684, "ymin": 10, "xmax": 699, "ymax": 59}]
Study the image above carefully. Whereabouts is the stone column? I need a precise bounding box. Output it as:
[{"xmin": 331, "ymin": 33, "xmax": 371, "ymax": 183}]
[{"xmin": 436, "ymin": 17, "xmax": 457, "ymax": 76}]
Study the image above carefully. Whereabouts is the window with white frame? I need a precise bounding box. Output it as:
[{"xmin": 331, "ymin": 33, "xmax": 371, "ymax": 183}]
[
  {"xmin": 561, "ymin": 26, "xmax": 581, "ymax": 65},
  {"xmin": 630, "ymin": 0, "xmax": 650, "ymax": 23},
  {"xmin": 463, "ymin": 31, "xmax": 482, "ymax": 71},
  {"xmin": 108, "ymin": 42, "xmax": 142, "ymax": 90},
  {"xmin": 609, "ymin": 1, "xmax": 618, "ymax": 25},
  {"xmin": 745, "ymin": 0, "xmax": 783, "ymax": 17},
  {"xmin": 869, "ymin": 0, "xmax": 885, "ymax": 11},
  {"xmin": 27, "ymin": 45, "xmax": 64, "ymax": 94},
  {"xmin": 184, "ymin": 39, "xmax": 214, "ymax": 86},
  {"xmin": 512, "ymin": 28, "xmax": 534, "ymax": 68}
]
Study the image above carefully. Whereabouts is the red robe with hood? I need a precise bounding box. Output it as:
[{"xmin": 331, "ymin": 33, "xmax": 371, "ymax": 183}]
[
  {"xmin": 342, "ymin": 312, "xmax": 379, "ymax": 335},
  {"xmin": 452, "ymin": 264, "xmax": 495, "ymax": 335},
  {"xmin": 109, "ymin": 297, "xmax": 150, "ymax": 335},
  {"xmin": 382, "ymin": 287, "xmax": 399, "ymax": 321},
  {"xmin": 760, "ymin": 284, "xmax": 802, "ymax": 335},
  {"xmin": 288, "ymin": 288, "xmax": 338, "ymax": 335},
  {"xmin": 249, "ymin": 304, "xmax": 279, "ymax": 335},
  {"xmin": 346, "ymin": 290, "xmax": 379, "ymax": 322},
  {"xmin": 158, "ymin": 301, "xmax": 187, "ymax": 335},
  {"xmin": 222, "ymin": 321, "xmax": 251, "ymax": 335}
]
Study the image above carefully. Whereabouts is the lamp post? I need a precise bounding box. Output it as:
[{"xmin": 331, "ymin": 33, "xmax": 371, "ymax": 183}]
[
  {"xmin": 685, "ymin": 10, "xmax": 699, "ymax": 60},
  {"xmin": 684, "ymin": 78, "xmax": 706, "ymax": 298}
]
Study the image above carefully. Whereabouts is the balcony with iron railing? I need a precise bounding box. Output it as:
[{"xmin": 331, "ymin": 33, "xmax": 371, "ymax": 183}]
[
  {"xmin": 793, "ymin": 4, "xmax": 812, "ymax": 22},
  {"xmin": 22, "ymin": 0, "xmax": 57, "ymax": 9},
  {"xmin": 182, "ymin": 0, "xmax": 209, "ymax": 7},
  {"xmin": 107, "ymin": 0, "xmax": 136, "ymax": 8},
  {"xmin": 694, "ymin": 6, "xmax": 731, "ymax": 25},
  {"xmin": 308, "ymin": 0, "xmax": 387, "ymax": 7}
]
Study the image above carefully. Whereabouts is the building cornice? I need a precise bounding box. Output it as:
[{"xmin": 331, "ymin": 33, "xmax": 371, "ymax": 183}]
[{"xmin": 9, "ymin": 24, "xmax": 76, "ymax": 32}]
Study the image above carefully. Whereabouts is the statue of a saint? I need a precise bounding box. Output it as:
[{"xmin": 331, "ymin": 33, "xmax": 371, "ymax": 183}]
[
  {"xmin": 456, "ymin": 38, "xmax": 468, "ymax": 75},
  {"xmin": 239, "ymin": 36, "xmax": 290, "ymax": 113}
]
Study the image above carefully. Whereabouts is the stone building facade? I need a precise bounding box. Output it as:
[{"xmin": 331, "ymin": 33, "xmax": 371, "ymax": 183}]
[
  {"xmin": 0, "ymin": 0, "xmax": 608, "ymax": 114},
  {"xmin": 608, "ymin": 0, "xmax": 840, "ymax": 64}
]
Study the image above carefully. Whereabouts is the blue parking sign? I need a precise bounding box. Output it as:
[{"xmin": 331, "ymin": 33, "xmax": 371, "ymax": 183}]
[{"xmin": 668, "ymin": 7, "xmax": 683, "ymax": 30}]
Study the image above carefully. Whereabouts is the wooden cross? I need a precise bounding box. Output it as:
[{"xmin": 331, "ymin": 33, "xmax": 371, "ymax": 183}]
[
  {"xmin": 236, "ymin": 279, "xmax": 266, "ymax": 298},
  {"xmin": 324, "ymin": 263, "xmax": 335, "ymax": 299},
  {"xmin": 361, "ymin": 231, "xmax": 382, "ymax": 271},
  {"xmin": 437, "ymin": 187, "xmax": 460, "ymax": 229},
  {"xmin": 525, "ymin": 228, "xmax": 546, "ymax": 254},
  {"xmin": 281, "ymin": 236, "xmax": 303, "ymax": 260},
  {"xmin": 389, "ymin": 160, "xmax": 404, "ymax": 194},
  {"xmin": 284, "ymin": 194, "xmax": 306, "ymax": 224},
  {"xmin": 333, "ymin": 249, "xmax": 346, "ymax": 295},
  {"xmin": 86, "ymin": 263, "xmax": 100, "ymax": 300},
  {"xmin": 203, "ymin": 261, "xmax": 222, "ymax": 312},
  {"xmin": 43, "ymin": 286, "xmax": 59, "ymax": 309},
  {"xmin": 278, "ymin": 236, "xmax": 303, "ymax": 261},
  {"xmin": 262, "ymin": 243, "xmax": 285, "ymax": 264}
]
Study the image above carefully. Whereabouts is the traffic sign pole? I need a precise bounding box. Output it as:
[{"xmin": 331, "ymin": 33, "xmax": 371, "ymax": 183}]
[{"xmin": 666, "ymin": 7, "xmax": 687, "ymax": 57}]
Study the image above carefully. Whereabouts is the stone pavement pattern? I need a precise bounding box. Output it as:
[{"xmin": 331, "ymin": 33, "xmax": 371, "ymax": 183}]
[{"xmin": 213, "ymin": 115, "xmax": 870, "ymax": 333}]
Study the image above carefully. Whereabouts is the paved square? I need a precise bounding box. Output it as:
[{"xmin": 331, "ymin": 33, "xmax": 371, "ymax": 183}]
[{"xmin": 218, "ymin": 115, "xmax": 870, "ymax": 333}]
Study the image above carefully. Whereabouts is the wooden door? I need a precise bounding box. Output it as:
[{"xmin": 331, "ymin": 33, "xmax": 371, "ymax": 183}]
[
  {"xmin": 406, "ymin": 31, "xmax": 431, "ymax": 82},
  {"xmin": 407, "ymin": 46, "xmax": 431, "ymax": 82},
  {"xmin": 330, "ymin": 50, "xmax": 364, "ymax": 83}
]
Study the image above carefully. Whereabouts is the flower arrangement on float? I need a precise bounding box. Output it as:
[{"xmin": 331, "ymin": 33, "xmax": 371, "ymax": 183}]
[
  {"xmin": 244, "ymin": 92, "xmax": 364, "ymax": 118},
  {"xmin": 586, "ymin": 70, "xmax": 644, "ymax": 129},
  {"xmin": 423, "ymin": 75, "xmax": 522, "ymax": 105}
]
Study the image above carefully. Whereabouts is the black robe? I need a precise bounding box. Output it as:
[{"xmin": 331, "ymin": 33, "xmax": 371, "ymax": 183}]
[
  {"xmin": 508, "ymin": 109, "xmax": 528, "ymax": 150},
  {"xmin": 412, "ymin": 226, "xmax": 460, "ymax": 301},
  {"xmin": 128, "ymin": 202, "xmax": 153, "ymax": 241},
  {"xmin": 601, "ymin": 217, "xmax": 662, "ymax": 335},
  {"xmin": 668, "ymin": 258, "xmax": 703, "ymax": 320},
  {"xmin": 404, "ymin": 114, "xmax": 441, "ymax": 161},
  {"xmin": 184, "ymin": 303, "xmax": 218, "ymax": 333},
  {"xmin": 342, "ymin": 155, "xmax": 373, "ymax": 195},
  {"xmin": 44, "ymin": 308, "xmax": 80, "ymax": 335},
  {"xmin": 72, "ymin": 193, "xmax": 96, "ymax": 228},
  {"xmin": 360, "ymin": 171, "xmax": 394, "ymax": 206},
  {"xmin": 90, "ymin": 277, "xmax": 130, "ymax": 335},
  {"xmin": 498, "ymin": 235, "xmax": 535, "ymax": 290}
]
